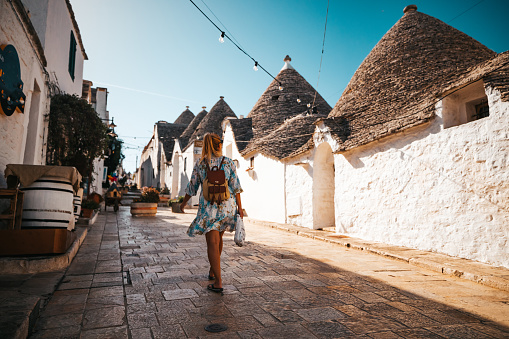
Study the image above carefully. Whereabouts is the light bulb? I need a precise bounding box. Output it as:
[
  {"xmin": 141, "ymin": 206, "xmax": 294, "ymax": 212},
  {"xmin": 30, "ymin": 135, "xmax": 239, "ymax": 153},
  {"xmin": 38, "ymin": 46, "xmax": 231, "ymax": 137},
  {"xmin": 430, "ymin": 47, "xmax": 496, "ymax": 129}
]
[
  {"xmin": 307, "ymin": 103, "xmax": 311, "ymax": 108},
  {"xmin": 297, "ymin": 96, "xmax": 301, "ymax": 103},
  {"xmin": 219, "ymin": 32, "xmax": 225, "ymax": 43},
  {"xmin": 253, "ymin": 61, "xmax": 258, "ymax": 71},
  {"xmin": 278, "ymin": 86, "xmax": 283, "ymax": 91}
]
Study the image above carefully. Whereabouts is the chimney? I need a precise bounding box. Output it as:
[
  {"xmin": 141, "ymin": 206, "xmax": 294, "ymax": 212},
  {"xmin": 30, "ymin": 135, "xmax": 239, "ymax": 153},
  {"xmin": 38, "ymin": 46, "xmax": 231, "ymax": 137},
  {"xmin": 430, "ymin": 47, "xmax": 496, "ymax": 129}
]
[
  {"xmin": 403, "ymin": 4, "xmax": 417, "ymax": 13},
  {"xmin": 239, "ymin": 115, "xmax": 244, "ymax": 119}
]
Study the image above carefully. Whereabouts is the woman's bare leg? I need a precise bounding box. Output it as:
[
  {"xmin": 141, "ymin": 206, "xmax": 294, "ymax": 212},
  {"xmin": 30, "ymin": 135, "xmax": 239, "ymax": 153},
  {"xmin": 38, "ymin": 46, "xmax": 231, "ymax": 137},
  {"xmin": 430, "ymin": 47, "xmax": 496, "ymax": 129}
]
[
  {"xmin": 209, "ymin": 231, "xmax": 225, "ymax": 280},
  {"xmin": 206, "ymin": 230, "xmax": 223, "ymax": 288}
]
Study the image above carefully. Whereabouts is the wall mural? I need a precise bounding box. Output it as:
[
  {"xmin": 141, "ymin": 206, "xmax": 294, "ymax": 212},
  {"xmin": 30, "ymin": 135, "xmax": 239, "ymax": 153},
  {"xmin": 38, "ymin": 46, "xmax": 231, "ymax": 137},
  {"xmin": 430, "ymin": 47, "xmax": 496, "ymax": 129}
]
[{"xmin": 0, "ymin": 44, "xmax": 26, "ymax": 116}]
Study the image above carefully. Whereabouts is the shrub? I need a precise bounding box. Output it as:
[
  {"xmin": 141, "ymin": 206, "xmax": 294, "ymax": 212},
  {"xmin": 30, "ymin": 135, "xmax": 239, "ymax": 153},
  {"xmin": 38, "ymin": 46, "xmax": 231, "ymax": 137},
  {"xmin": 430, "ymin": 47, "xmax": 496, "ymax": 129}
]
[
  {"xmin": 134, "ymin": 187, "xmax": 160, "ymax": 203},
  {"xmin": 81, "ymin": 199, "xmax": 100, "ymax": 210},
  {"xmin": 160, "ymin": 187, "xmax": 170, "ymax": 195},
  {"xmin": 169, "ymin": 196, "xmax": 184, "ymax": 204}
]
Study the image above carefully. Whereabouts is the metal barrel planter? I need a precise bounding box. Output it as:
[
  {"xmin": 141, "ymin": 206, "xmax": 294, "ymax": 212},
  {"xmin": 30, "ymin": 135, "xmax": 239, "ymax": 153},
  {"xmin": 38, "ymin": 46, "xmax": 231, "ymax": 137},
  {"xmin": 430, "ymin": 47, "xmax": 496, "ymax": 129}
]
[
  {"xmin": 73, "ymin": 188, "xmax": 83, "ymax": 222},
  {"xmin": 130, "ymin": 202, "xmax": 157, "ymax": 217},
  {"xmin": 20, "ymin": 177, "xmax": 75, "ymax": 230}
]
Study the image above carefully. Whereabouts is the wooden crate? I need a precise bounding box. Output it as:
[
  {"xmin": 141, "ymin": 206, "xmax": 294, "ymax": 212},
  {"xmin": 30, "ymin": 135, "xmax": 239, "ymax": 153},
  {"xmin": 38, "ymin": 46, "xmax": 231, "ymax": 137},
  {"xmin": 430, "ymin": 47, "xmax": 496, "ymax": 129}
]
[{"xmin": 0, "ymin": 229, "xmax": 76, "ymax": 255}]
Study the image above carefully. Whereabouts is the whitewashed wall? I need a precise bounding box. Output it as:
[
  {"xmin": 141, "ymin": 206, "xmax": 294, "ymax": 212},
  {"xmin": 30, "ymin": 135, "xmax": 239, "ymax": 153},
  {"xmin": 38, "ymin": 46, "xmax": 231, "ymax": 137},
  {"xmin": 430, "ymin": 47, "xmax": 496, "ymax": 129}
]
[
  {"xmin": 223, "ymin": 124, "xmax": 285, "ymax": 222},
  {"xmin": 23, "ymin": 0, "xmax": 85, "ymax": 95},
  {"xmin": 0, "ymin": 0, "xmax": 50, "ymax": 186},
  {"xmin": 89, "ymin": 88, "xmax": 108, "ymax": 194},
  {"xmin": 330, "ymin": 84, "xmax": 509, "ymax": 268},
  {"xmin": 285, "ymin": 155, "xmax": 315, "ymax": 228}
]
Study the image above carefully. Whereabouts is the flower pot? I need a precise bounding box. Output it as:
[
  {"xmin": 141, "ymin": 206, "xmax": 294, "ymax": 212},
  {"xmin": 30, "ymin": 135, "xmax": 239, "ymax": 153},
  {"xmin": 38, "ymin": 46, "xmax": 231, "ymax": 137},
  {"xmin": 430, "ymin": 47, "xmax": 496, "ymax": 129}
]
[
  {"xmin": 171, "ymin": 202, "xmax": 183, "ymax": 213},
  {"xmin": 131, "ymin": 202, "xmax": 157, "ymax": 217},
  {"xmin": 82, "ymin": 208, "xmax": 93, "ymax": 219}
]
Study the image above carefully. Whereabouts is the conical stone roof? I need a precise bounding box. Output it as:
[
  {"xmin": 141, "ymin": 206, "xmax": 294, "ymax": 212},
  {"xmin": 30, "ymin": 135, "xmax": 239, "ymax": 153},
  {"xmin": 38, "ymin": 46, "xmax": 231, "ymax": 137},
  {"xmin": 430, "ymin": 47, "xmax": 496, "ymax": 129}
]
[
  {"xmin": 238, "ymin": 56, "xmax": 331, "ymax": 159},
  {"xmin": 326, "ymin": 6, "xmax": 496, "ymax": 151},
  {"xmin": 156, "ymin": 122, "xmax": 188, "ymax": 162},
  {"xmin": 185, "ymin": 97, "xmax": 236, "ymax": 150},
  {"xmin": 174, "ymin": 107, "xmax": 195, "ymax": 125},
  {"xmin": 248, "ymin": 56, "xmax": 331, "ymax": 140},
  {"xmin": 179, "ymin": 107, "xmax": 208, "ymax": 148}
]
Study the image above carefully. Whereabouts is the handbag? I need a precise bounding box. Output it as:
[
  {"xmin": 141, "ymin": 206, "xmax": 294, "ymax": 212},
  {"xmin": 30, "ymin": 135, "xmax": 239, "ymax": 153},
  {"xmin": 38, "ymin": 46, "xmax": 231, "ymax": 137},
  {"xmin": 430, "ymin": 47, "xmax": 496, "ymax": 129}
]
[{"xmin": 234, "ymin": 213, "xmax": 245, "ymax": 247}]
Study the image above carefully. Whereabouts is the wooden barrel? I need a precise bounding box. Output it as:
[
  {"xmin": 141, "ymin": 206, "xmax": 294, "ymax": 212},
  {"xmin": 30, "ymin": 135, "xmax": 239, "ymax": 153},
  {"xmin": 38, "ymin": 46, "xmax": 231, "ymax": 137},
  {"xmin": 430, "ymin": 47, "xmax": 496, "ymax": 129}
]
[
  {"xmin": 21, "ymin": 177, "xmax": 75, "ymax": 230},
  {"xmin": 73, "ymin": 188, "xmax": 83, "ymax": 222},
  {"xmin": 130, "ymin": 202, "xmax": 157, "ymax": 217}
]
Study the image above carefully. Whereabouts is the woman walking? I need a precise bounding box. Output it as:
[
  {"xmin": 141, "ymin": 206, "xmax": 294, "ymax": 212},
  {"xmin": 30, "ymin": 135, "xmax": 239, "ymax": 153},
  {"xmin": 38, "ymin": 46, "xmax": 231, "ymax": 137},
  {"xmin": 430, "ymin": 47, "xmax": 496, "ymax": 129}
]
[{"xmin": 180, "ymin": 133, "xmax": 243, "ymax": 294}]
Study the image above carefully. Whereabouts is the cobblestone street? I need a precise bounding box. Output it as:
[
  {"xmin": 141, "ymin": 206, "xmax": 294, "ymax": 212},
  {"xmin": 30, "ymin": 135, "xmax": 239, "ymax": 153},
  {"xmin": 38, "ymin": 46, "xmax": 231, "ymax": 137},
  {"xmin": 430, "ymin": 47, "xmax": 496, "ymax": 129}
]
[{"xmin": 29, "ymin": 207, "xmax": 509, "ymax": 338}]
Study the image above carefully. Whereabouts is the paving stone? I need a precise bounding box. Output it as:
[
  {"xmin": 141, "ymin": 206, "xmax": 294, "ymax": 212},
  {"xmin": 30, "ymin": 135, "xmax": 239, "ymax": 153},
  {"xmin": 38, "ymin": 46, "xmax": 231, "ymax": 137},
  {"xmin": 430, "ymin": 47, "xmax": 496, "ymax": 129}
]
[
  {"xmin": 426, "ymin": 324, "xmax": 493, "ymax": 338},
  {"xmin": 255, "ymin": 323, "xmax": 316, "ymax": 338},
  {"xmin": 303, "ymin": 320, "xmax": 358, "ymax": 338},
  {"xmin": 34, "ymin": 313, "xmax": 83, "ymax": 330},
  {"xmin": 85, "ymin": 295, "xmax": 125, "ymax": 310},
  {"xmin": 294, "ymin": 306, "xmax": 347, "ymax": 322},
  {"xmin": 29, "ymin": 325, "xmax": 81, "ymax": 339},
  {"xmin": 80, "ymin": 325, "xmax": 128, "ymax": 339},
  {"xmin": 82, "ymin": 306, "xmax": 126, "ymax": 329},
  {"xmin": 151, "ymin": 324, "xmax": 187, "ymax": 339},
  {"xmin": 129, "ymin": 327, "xmax": 153, "ymax": 339},
  {"xmin": 162, "ymin": 288, "xmax": 199, "ymax": 301}
]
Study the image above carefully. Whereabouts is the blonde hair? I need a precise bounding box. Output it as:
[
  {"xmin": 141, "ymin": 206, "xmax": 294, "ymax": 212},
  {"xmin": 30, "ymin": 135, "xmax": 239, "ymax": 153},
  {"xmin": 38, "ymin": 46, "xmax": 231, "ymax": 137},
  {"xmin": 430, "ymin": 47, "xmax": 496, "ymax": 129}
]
[{"xmin": 201, "ymin": 133, "xmax": 222, "ymax": 162}]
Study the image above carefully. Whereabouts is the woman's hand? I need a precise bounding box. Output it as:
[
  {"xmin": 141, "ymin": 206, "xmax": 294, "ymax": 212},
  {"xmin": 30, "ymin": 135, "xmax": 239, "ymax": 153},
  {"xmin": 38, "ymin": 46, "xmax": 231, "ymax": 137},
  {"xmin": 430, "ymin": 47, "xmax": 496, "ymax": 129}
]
[{"xmin": 180, "ymin": 194, "xmax": 191, "ymax": 213}]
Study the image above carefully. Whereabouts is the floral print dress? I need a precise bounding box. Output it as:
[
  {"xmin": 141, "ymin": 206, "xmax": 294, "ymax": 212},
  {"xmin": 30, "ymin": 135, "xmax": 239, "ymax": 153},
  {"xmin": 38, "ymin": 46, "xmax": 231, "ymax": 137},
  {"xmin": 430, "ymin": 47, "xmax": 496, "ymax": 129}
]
[{"xmin": 185, "ymin": 156, "xmax": 243, "ymax": 236}]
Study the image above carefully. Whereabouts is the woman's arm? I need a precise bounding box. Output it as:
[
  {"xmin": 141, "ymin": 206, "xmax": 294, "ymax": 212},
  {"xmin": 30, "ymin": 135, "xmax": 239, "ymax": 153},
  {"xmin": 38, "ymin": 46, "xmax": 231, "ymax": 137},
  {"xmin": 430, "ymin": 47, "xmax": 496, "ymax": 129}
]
[
  {"xmin": 180, "ymin": 194, "xmax": 191, "ymax": 213},
  {"xmin": 236, "ymin": 193, "xmax": 243, "ymax": 218}
]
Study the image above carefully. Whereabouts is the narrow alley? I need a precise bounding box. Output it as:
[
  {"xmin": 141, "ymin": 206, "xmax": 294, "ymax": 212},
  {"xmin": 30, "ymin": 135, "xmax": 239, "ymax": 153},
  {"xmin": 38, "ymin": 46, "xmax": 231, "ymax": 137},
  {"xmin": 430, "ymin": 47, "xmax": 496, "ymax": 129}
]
[{"xmin": 29, "ymin": 207, "xmax": 509, "ymax": 338}]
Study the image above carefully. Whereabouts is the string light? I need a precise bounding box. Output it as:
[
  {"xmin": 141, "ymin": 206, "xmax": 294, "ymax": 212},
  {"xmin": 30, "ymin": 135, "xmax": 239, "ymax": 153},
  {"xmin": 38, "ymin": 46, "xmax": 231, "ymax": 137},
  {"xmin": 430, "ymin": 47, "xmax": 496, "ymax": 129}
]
[
  {"xmin": 297, "ymin": 96, "xmax": 301, "ymax": 103},
  {"xmin": 253, "ymin": 61, "xmax": 258, "ymax": 71},
  {"xmin": 219, "ymin": 31, "xmax": 225, "ymax": 43},
  {"xmin": 188, "ymin": 0, "xmax": 283, "ymax": 88}
]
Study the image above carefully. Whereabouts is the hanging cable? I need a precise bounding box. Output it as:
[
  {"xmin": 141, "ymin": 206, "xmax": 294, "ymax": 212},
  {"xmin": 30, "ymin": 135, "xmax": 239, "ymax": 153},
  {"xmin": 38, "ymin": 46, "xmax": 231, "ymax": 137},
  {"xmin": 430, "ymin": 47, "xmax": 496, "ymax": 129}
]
[
  {"xmin": 188, "ymin": 0, "xmax": 282, "ymax": 87},
  {"xmin": 310, "ymin": 0, "xmax": 330, "ymax": 112},
  {"xmin": 200, "ymin": 0, "xmax": 245, "ymax": 50}
]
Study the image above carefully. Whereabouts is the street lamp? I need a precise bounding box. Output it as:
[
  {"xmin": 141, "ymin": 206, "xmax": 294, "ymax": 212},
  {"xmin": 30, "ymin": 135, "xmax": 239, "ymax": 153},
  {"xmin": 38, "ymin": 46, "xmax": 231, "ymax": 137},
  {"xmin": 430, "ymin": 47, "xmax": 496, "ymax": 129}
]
[{"xmin": 101, "ymin": 117, "xmax": 118, "ymax": 137}]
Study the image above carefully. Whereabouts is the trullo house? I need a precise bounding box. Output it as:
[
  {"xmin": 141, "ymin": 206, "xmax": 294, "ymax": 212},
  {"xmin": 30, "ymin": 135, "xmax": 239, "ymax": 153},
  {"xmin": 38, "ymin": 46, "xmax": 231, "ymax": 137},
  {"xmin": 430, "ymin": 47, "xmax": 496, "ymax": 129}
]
[
  {"xmin": 222, "ymin": 55, "xmax": 332, "ymax": 225},
  {"xmin": 137, "ymin": 107, "xmax": 194, "ymax": 189},
  {"xmin": 310, "ymin": 5, "xmax": 509, "ymax": 268}
]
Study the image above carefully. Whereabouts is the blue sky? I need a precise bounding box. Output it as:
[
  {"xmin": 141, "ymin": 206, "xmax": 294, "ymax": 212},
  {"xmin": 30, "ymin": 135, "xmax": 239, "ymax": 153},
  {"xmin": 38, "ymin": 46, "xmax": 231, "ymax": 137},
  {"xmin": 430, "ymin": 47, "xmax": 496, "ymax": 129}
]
[{"xmin": 71, "ymin": 0, "xmax": 509, "ymax": 174}]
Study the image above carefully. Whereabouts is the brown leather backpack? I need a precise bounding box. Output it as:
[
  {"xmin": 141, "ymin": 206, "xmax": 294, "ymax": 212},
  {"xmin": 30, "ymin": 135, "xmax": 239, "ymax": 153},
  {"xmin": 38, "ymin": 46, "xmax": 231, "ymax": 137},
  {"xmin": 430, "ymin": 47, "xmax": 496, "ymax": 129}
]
[{"xmin": 203, "ymin": 157, "xmax": 230, "ymax": 203}]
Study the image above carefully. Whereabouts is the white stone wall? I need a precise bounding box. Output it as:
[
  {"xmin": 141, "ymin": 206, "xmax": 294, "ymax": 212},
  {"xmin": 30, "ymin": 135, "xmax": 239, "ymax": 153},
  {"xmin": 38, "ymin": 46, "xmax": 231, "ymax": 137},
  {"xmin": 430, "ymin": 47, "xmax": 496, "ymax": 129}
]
[
  {"xmin": 331, "ymin": 85, "xmax": 509, "ymax": 268},
  {"xmin": 23, "ymin": 0, "xmax": 85, "ymax": 95},
  {"xmin": 285, "ymin": 156, "xmax": 314, "ymax": 227},
  {"xmin": 0, "ymin": 0, "xmax": 50, "ymax": 186},
  {"xmin": 223, "ymin": 124, "xmax": 285, "ymax": 223}
]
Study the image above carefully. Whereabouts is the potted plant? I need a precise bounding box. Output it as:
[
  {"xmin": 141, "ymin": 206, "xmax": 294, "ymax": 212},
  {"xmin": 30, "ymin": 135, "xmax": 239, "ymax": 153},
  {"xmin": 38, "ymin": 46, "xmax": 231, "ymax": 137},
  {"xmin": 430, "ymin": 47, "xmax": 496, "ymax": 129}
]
[
  {"xmin": 159, "ymin": 187, "xmax": 170, "ymax": 204},
  {"xmin": 169, "ymin": 196, "xmax": 185, "ymax": 213},
  {"xmin": 81, "ymin": 199, "xmax": 100, "ymax": 218},
  {"xmin": 131, "ymin": 187, "xmax": 160, "ymax": 217}
]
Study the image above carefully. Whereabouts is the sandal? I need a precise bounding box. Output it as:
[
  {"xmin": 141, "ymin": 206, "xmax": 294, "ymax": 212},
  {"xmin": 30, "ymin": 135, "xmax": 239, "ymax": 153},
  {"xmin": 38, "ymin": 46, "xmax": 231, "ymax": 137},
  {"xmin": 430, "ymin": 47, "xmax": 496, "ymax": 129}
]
[
  {"xmin": 208, "ymin": 270, "xmax": 215, "ymax": 280},
  {"xmin": 207, "ymin": 283, "xmax": 224, "ymax": 294}
]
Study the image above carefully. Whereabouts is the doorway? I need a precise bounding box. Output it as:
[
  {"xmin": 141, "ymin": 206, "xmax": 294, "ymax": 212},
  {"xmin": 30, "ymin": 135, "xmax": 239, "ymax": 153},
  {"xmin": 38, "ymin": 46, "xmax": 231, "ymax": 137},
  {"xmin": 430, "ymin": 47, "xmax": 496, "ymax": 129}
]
[{"xmin": 313, "ymin": 143, "xmax": 335, "ymax": 229}]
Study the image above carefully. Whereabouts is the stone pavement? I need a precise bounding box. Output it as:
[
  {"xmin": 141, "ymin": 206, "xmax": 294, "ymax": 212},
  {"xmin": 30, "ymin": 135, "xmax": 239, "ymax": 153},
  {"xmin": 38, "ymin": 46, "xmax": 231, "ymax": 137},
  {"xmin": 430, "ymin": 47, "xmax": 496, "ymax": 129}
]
[{"xmin": 22, "ymin": 207, "xmax": 509, "ymax": 338}]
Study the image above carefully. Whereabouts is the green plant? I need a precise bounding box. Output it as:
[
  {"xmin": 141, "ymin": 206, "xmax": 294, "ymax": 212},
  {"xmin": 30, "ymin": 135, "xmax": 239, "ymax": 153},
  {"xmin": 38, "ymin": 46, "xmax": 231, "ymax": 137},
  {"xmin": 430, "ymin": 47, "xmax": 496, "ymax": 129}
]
[
  {"xmin": 134, "ymin": 187, "xmax": 160, "ymax": 203},
  {"xmin": 169, "ymin": 196, "xmax": 184, "ymax": 204},
  {"xmin": 81, "ymin": 199, "xmax": 100, "ymax": 210},
  {"xmin": 160, "ymin": 187, "xmax": 170, "ymax": 195},
  {"xmin": 46, "ymin": 94, "xmax": 108, "ymax": 194}
]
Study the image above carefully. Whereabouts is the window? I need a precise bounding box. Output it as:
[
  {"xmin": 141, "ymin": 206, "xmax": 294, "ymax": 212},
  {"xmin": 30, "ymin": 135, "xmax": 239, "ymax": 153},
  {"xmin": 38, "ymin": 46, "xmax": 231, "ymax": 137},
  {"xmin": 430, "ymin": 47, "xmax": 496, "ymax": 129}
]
[
  {"xmin": 250, "ymin": 157, "xmax": 254, "ymax": 168},
  {"xmin": 442, "ymin": 81, "xmax": 489, "ymax": 129},
  {"xmin": 473, "ymin": 101, "xmax": 489, "ymax": 121},
  {"xmin": 184, "ymin": 158, "xmax": 187, "ymax": 171},
  {"xmin": 68, "ymin": 31, "xmax": 77, "ymax": 81}
]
